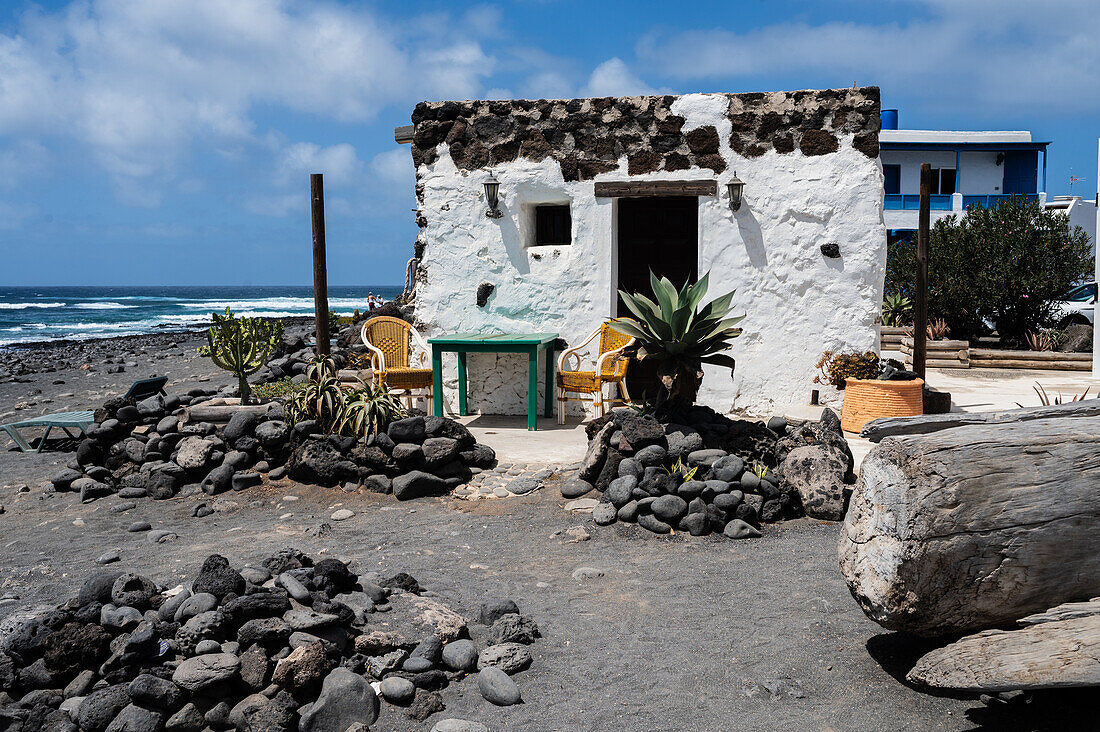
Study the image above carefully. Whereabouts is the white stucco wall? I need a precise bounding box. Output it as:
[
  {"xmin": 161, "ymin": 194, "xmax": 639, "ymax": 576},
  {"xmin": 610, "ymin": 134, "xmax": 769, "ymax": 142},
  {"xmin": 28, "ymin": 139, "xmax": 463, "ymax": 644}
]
[
  {"xmin": 880, "ymin": 149, "xmax": 1008, "ymax": 195},
  {"xmin": 413, "ymin": 93, "xmax": 887, "ymax": 419}
]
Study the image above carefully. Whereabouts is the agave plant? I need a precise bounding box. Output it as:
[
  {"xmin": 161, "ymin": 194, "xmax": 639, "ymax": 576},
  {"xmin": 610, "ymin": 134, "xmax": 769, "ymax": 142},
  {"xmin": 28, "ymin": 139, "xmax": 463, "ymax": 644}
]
[
  {"xmin": 881, "ymin": 293, "xmax": 912, "ymax": 327},
  {"xmin": 284, "ymin": 356, "xmax": 344, "ymax": 432},
  {"xmin": 336, "ymin": 380, "xmax": 408, "ymax": 440},
  {"xmin": 611, "ymin": 271, "xmax": 743, "ymax": 419}
]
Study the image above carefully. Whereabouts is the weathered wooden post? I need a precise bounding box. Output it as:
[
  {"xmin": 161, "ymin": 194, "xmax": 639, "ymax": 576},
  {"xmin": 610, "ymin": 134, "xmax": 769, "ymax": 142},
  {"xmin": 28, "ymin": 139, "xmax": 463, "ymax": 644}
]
[
  {"xmin": 912, "ymin": 163, "xmax": 930, "ymax": 378},
  {"xmin": 310, "ymin": 173, "xmax": 330, "ymax": 356}
]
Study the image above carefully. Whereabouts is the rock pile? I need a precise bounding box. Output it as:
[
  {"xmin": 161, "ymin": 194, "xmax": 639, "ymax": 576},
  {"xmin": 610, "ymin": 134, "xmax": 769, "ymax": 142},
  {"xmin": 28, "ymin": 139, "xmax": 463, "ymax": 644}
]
[
  {"xmin": 565, "ymin": 406, "xmax": 855, "ymax": 537},
  {"xmin": 0, "ymin": 551, "xmax": 541, "ymax": 729},
  {"xmin": 58, "ymin": 394, "xmax": 496, "ymax": 506}
]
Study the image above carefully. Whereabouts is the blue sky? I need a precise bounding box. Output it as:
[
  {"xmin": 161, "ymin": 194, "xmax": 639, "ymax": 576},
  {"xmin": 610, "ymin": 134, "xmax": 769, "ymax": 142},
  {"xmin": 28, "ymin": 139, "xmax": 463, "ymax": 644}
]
[{"xmin": 1, "ymin": 0, "xmax": 1097, "ymax": 286}]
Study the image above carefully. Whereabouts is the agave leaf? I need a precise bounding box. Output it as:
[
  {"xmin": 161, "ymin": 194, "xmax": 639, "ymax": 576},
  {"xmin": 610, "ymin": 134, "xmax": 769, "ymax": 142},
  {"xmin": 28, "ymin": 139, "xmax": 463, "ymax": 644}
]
[
  {"xmin": 700, "ymin": 353, "xmax": 737, "ymax": 368},
  {"xmin": 649, "ymin": 271, "xmax": 678, "ymax": 321},
  {"xmin": 618, "ymin": 290, "xmax": 661, "ymax": 325},
  {"xmin": 608, "ymin": 319, "xmax": 650, "ymax": 341}
]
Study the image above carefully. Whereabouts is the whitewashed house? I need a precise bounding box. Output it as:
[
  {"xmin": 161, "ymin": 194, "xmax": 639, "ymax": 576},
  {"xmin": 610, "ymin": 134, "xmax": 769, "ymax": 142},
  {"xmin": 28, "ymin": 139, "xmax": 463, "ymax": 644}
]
[{"xmin": 395, "ymin": 88, "xmax": 887, "ymax": 418}]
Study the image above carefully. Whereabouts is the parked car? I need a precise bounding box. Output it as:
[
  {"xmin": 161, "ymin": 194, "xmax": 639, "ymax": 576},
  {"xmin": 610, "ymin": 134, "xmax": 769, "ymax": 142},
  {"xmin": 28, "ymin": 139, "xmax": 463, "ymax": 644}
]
[{"xmin": 1053, "ymin": 281, "xmax": 1096, "ymax": 326}]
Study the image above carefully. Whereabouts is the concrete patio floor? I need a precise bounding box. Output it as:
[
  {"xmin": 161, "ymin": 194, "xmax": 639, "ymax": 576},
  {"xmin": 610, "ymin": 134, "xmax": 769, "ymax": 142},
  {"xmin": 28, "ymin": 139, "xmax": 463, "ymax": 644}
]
[{"xmin": 458, "ymin": 365, "xmax": 1100, "ymax": 473}]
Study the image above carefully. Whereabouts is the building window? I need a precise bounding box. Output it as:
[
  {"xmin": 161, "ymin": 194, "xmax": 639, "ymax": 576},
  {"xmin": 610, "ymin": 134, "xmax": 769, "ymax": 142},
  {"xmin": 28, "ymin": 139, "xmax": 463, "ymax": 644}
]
[
  {"xmin": 929, "ymin": 168, "xmax": 957, "ymax": 195},
  {"xmin": 883, "ymin": 165, "xmax": 901, "ymax": 195},
  {"xmin": 534, "ymin": 204, "xmax": 571, "ymax": 246}
]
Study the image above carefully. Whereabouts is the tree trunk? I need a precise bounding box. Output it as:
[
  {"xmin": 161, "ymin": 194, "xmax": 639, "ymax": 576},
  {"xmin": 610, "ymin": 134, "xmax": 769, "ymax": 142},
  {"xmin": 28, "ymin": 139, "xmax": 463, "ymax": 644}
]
[
  {"xmin": 654, "ymin": 359, "xmax": 703, "ymax": 422},
  {"xmin": 839, "ymin": 416, "xmax": 1100, "ymax": 637},
  {"xmin": 238, "ymin": 373, "xmax": 251, "ymax": 405},
  {"xmin": 860, "ymin": 398, "xmax": 1100, "ymax": 441},
  {"xmin": 907, "ymin": 614, "xmax": 1100, "ymax": 691}
]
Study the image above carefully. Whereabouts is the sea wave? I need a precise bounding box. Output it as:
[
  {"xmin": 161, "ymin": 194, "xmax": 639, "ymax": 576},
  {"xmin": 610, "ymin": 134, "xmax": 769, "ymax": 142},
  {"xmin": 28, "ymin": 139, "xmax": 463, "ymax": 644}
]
[
  {"xmin": 180, "ymin": 297, "xmax": 376, "ymax": 310},
  {"xmin": 74, "ymin": 302, "xmax": 138, "ymax": 310},
  {"xmin": 0, "ymin": 302, "xmax": 65, "ymax": 310}
]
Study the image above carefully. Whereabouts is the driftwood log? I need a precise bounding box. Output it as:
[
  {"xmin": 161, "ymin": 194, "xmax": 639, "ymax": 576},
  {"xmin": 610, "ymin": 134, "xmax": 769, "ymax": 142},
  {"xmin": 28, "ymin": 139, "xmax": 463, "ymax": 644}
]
[
  {"xmin": 183, "ymin": 403, "xmax": 279, "ymax": 424},
  {"xmin": 860, "ymin": 398, "xmax": 1100, "ymax": 441},
  {"xmin": 839, "ymin": 416, "xmax": 1100, "ymax": 637},
  {"xmin": 907, "ymin": 615, "xmax": 1100, "ymax": 691}
]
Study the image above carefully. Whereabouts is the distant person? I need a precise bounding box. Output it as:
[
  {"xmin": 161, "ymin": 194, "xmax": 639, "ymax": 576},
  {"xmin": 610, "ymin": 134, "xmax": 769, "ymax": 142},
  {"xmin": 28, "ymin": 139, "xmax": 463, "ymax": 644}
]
[{"xmin": 367, "ymin": 293, "xmax": 377, "ymax": 310}]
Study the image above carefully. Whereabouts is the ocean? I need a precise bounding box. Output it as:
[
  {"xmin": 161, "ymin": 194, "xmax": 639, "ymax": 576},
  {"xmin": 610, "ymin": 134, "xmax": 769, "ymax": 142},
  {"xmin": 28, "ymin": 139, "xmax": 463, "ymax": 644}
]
[{"xmin": 0, "ymin": 285, "xmax": 403, "ymax": 347}]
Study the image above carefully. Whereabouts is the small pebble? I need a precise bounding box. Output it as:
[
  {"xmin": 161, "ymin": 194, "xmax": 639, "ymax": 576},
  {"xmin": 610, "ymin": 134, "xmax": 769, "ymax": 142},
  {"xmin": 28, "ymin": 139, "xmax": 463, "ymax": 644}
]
[
  {"xmin": 128, "ymin": 521, "xmax": 151, "ymax": 532},
  {"xmin": 96, "ymin": 551, "xmax": 120, "ymax": 565},
  {"xmin": 331, "ymin": 509, "xmax": 354, "ymax": 521}
]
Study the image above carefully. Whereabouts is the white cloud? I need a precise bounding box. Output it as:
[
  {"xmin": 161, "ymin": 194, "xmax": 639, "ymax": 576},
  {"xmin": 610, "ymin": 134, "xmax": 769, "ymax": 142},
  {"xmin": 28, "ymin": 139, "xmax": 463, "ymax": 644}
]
[
  {"xmin": 635, "ymin": 1, "xmax": 1100, "ymax": 117},
  {"xmin": 279, "ymin": 143, "xmax": 362, "ymax": 187},
  {"xmin": 0, "ymin": 0, "xmax": 495, "ymax": 202},
  {"xmin": 582, "ymin": 58, "xmax": 666, "ymax": 97},
  {"xmin": 369, "ymin": 148, "xmax": 414, "ymax": 187},
  {"xmin": 524, "ymin": 71, "xmax": 574, "ymax": 99}
]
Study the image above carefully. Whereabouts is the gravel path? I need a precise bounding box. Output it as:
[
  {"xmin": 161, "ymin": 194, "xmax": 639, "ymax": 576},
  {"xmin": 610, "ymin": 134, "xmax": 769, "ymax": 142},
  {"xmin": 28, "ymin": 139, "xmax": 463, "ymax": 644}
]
[{"xmin": 0, "ymin": 334, "xmax": 1092, "ymax": 730}]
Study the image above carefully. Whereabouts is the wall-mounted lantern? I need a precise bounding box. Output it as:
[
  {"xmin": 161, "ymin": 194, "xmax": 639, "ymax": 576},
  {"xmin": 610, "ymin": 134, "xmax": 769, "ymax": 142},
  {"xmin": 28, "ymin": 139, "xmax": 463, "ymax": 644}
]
[
  {"xmin": 726, "ymin": 173, "xmax": 745, "ymax": 212},
  {"xmin": 484, "ymin": 171, "xmax": 503, "ymax": 219}
]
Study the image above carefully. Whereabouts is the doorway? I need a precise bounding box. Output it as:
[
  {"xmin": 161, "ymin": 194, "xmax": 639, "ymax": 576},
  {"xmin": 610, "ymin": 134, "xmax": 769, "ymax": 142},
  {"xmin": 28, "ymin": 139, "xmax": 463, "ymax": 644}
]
[{"xmin": 616, "ymin": 196, "xmax": 699, "ymax": 314}]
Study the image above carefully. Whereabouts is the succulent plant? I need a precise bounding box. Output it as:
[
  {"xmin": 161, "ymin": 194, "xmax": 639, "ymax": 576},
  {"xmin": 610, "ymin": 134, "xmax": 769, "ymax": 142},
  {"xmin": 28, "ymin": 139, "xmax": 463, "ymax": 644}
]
[
  {"xmin": 881, "ymin": 292, "xmax": 912, "ymax": 326},
  {"xmin": 611, "ymin": 271, "xmax": 743, "ymax": 419},
  {"xmin": 199, "ymin": 307, "xmax": 283, "ymax": 404}
]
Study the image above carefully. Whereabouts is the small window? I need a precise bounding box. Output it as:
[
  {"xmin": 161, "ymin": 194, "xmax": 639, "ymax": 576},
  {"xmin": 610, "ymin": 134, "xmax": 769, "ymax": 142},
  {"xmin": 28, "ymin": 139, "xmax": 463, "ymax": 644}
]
[
  {"xmin": 883, "ymin": 165, "xmax": 901, "ymax": 195},
  {"xmin": 929, "ymin": 169, "xmax": 956, "ymax": 195},
  {"xmin": 534, "ymin": 205, "xmax": 571, "ymax": 246}
]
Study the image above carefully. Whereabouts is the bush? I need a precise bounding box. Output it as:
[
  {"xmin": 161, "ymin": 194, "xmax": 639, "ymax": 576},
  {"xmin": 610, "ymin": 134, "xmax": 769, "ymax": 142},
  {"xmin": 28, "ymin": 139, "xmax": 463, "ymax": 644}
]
[
  {"xmin": 885, "ymin": 197, "xmax": 1093, "ymax": 345},
  {"xmin": 251, "ymin": 378, "xmax": 304, "ymax": 400}
]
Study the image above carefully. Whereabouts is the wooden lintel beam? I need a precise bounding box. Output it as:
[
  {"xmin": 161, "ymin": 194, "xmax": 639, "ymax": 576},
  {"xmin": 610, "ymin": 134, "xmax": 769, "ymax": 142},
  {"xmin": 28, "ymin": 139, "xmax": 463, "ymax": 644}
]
[
  {"xmin": 593, "ymin": 180, "xmax": 717, "ymax": 198},
  {"xmin": 394, "ymin": 125, "xmax": 414, "ymax": 144}
]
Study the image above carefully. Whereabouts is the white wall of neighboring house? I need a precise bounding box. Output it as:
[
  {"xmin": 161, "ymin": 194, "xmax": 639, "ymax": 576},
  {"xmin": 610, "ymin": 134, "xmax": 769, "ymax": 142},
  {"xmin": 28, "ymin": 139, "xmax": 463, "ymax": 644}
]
[
  {"xmin": 1045, "ymin": 195, "xmax": 1098, "ymax": 257},
  {"xmin": 883, "ymin": 149, "xmax": 1007, "ymax": 195}
]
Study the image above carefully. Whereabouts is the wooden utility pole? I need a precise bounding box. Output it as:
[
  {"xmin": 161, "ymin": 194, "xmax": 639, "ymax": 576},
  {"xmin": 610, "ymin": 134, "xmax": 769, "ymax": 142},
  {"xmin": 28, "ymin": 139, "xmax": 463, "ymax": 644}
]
[
  {"xmin": 913, "ymin": 163, "xmax": 931, "ymax": 379},
  {"xmin": 310, "ymin": 173, "xmax": 331, "ymax": 356}
]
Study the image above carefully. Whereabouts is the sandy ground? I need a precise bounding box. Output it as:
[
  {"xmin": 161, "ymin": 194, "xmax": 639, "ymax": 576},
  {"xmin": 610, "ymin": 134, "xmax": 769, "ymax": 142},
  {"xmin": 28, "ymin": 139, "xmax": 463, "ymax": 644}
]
[{"xmin": 0, "ymin": 334, "xmax": 1095, "ymax": 731}]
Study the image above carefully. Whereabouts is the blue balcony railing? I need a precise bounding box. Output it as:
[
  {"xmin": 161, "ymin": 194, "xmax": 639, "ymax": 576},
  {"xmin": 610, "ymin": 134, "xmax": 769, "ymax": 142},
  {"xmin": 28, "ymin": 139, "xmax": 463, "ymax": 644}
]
[
  {"xmin": 884, "ymin": 194, "xmax": 954, "ymax": 210},
  {"xmin": 962, "ymin": 194, "xmax": 1038, "ymax": 209}
]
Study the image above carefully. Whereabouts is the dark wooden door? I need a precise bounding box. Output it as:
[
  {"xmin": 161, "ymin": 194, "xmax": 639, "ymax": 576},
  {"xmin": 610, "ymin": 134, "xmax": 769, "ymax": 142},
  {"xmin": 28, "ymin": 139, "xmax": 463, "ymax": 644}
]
[{"xmin": 616, "ymin": 196, "xmax": 698, "ymax": 315}]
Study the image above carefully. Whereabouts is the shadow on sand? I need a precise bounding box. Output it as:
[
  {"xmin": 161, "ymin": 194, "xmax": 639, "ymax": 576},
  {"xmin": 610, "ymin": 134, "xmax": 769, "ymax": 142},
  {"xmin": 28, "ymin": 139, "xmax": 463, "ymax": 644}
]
[{"xmin": 867, "ymin": 632, "xmax": 1099, "ymax": 731}]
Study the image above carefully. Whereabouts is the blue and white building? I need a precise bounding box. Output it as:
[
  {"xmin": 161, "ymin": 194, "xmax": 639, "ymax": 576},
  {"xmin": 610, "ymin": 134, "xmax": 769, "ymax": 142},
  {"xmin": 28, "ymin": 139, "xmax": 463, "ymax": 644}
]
[
  {"xmin": 880, "ymin": 109, "xmax": 1049, "ymax": 236},
  {"xmin": 880, "ymin": 110, "xmax": 1097, "ymax": 256}
]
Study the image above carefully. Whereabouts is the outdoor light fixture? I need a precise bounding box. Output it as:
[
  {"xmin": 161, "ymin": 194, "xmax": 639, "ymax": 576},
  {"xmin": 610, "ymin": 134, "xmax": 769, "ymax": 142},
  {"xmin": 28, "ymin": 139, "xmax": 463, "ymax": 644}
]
[
  {"xmin": 484, "ymin": 171, "xmax": 503, "ymax": 219},
  {"xmin": 727, "ymin": 173, "xmax": 745, "ymax": 212}
]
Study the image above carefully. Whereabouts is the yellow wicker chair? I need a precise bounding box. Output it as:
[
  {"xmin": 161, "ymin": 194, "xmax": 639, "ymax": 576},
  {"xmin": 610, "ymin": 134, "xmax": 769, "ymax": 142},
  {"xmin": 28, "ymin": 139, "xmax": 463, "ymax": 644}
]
[
  {"xmin": 556, "ymin": 320, "xmax": 636, "ymax": 424},
  {"xmin": 360, "ymin": 316, "xmax": 433, "ymax": 414}
]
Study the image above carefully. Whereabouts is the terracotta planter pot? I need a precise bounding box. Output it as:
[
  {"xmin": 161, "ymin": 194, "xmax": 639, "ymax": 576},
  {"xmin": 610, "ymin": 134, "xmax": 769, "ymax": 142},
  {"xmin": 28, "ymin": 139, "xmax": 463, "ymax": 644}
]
[{"xmin": 840, "ymin": 377, "xmax": 924, "ymax": 433}]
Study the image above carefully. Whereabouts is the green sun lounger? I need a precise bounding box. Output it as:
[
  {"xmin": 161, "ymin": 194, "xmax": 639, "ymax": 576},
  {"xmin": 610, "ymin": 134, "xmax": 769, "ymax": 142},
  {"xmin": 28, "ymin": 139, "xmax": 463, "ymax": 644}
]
[
  {"xmin": 1, "ymin": 411, "xmax": 95, "ymax": 453},
  {"xmin": 124, "ymin": 376, "xmax": 168, "ymax": 401}
]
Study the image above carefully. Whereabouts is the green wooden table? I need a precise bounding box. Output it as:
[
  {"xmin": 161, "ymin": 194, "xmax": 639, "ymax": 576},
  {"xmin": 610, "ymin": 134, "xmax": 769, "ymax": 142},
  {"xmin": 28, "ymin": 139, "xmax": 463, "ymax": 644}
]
[{"xmin": 429, "ymin": 333, "xmax": 558, "ymax": 430}]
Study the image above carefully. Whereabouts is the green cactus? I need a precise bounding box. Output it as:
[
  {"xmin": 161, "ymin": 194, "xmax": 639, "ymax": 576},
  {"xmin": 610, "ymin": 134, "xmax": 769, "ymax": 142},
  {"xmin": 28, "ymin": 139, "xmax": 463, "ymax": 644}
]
[{"xmin": 199, "ymin": 307, "xmax": 284, "ymax": 404}]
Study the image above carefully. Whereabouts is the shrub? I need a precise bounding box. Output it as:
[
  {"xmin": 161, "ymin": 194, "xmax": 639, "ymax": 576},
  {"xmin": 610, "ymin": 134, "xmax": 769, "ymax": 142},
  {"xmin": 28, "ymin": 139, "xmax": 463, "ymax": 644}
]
[
  {"xmin": 814, "ymin": 351, "xmax": 881, "ymax": 389},
  {"xmin": 199, "ymin": 308, "xmax": 284, "ymax": 404},
  {"xmin": 251, "ymin": 378, "xmax": 304, "ymax": 400},
  {"xmin": 885, "ymin": 197, "xmax": 1093, "ymax": 345}
]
